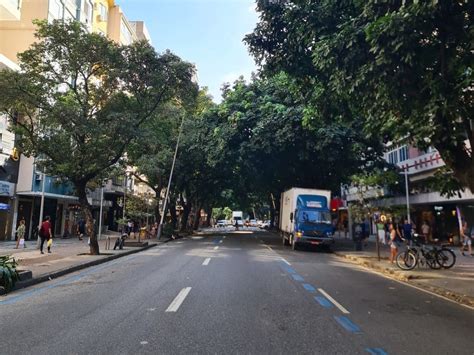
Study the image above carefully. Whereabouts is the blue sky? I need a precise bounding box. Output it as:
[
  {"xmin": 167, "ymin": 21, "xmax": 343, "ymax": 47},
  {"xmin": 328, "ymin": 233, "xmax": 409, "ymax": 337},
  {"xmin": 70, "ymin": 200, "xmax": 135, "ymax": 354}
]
[{"xmin": 117, "ymin": 0, "xmax": 259, "ymax": 102}]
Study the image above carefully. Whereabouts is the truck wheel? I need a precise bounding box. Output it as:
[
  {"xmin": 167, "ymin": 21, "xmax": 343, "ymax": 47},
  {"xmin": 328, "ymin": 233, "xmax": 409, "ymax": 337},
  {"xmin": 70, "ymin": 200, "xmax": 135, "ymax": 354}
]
[{"xmin": 291, "ymin": 236, "xmax": 297, "ymax": 251}]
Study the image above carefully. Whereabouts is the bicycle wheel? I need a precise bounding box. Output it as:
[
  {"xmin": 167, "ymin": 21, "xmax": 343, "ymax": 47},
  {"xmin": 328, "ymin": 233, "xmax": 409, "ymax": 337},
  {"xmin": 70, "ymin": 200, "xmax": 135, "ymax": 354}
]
[
  {"xmin": 396, "ymin": 250, "xmax": 417, "ymax": 270},
  {"xmin": 426, "ymin": 250, "xmax": 442, "ymax": 269},
  {"xmin": 437, "ymin": 248, "xmax": 456, "ymax": 269}
]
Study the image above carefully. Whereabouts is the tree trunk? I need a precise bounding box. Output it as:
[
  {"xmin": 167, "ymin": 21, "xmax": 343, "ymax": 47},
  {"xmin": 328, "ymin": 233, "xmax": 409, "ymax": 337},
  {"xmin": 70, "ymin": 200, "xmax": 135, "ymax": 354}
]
[
  {"xmin": 76, "ymin": 183, "xmax": 99, "ymax": 255},
  {"xmin": 180, "ymin": 201, "xmax": 191, "ymax": 232},
  {"xmin": 154, "ymin": 202, "xmax": 161, "ymax": 226},
  {"xmin": 205, "ymin": 206, "xmax": 212, "ymax": 227},
  {"xmin": 193, "ymin": 204, "xmax": 202, "ymax": 231},
  {"xmin": 169, "ymin": 201, "xmax": 177, "ymax": 230}
]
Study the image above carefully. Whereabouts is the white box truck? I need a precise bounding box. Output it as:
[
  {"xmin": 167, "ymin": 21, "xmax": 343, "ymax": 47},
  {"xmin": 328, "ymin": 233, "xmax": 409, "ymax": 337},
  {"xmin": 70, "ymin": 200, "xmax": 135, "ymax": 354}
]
[
  {"xmin": 279, "ymin": 188, "xmax": 334, "ymax": 250},
  {"xmin": 232, "ymin": 211, "xmax": 243, "ymax": 227}
]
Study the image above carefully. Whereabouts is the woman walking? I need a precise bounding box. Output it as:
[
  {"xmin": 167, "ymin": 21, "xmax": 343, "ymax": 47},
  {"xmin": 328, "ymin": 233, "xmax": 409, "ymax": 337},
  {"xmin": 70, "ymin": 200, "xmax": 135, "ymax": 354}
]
[
  {"xmin": 15, "ymin": 219, "xmax": 26, "ymax": 249},
  {"xmin": 460, "ymin": 219, "xmax": 472, "ymax": 257},
  {"xmin": 389, "ymin": 223, "xmax": 401, "ymax": 264}
]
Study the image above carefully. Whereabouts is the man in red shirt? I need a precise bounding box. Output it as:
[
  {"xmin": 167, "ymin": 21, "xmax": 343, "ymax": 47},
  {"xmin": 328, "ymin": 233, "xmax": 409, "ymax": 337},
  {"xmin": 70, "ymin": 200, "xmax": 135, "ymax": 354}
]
[{"xmin": 39, "ymin": 216, "xmax": 53, "ymax": 254}]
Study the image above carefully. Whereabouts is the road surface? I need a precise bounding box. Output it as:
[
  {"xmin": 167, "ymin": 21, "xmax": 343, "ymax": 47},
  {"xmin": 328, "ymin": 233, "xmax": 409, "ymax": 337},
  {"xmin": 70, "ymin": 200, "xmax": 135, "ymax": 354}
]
[{"xmin": 1, "ymin": 229, "xmax": 472, "ymax": 354}]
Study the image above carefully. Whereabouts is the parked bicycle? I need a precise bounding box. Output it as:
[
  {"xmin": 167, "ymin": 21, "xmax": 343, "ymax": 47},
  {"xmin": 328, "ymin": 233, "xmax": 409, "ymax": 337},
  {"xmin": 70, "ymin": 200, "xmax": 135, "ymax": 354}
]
[{"xmin": 396, "ymin": 234, "xmax": 456, "ymax": 270}]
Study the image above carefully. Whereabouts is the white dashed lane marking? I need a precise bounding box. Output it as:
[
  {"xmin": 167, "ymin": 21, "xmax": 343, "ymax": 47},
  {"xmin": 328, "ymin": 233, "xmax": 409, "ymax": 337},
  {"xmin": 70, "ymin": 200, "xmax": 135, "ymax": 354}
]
[
  {"xmin": 318, "ymin": 288, "xmax": 350, "ymax": 314},
  {"xmin": 202, "ymin": 258, "xmax": 211, "ymax": 265},
  {"xmin": 166, "ymin": 287, "xmax": 192, "ymax": 312}
]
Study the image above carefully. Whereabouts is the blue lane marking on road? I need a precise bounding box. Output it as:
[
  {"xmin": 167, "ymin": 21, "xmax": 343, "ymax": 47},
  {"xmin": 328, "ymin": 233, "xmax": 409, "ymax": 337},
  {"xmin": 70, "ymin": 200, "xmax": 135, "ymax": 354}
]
[
  {"xmin": 366, "ymin": 348, "xmax": 388, "ymax": 355},
  {"xmin": 314, "ymin": 296, "xmax": 333, "ymax": 308},
  {"xmin": 291, "ymin": 274, "xmax": 304, "ymax": 282},
  {"xmin": 334, "ymin": 316, "xmax": 362, "ymax": 334},
  {"xmin": 302, "ymin": 283, "xmax": 316, "ymax": 292},
  {"xmin": 279, "ymin": 263, "xmax": 296, "ymax": 274},
  {"xmin": 0, "ymin": 254, "xmax": 138, "ymax": 306}
]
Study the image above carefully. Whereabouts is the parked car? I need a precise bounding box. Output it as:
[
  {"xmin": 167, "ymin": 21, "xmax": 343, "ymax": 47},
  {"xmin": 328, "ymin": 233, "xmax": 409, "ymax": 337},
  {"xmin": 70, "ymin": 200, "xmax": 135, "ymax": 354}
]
[
  {"xmin": 249, "ymin": 219, "xmax": 258, "ymax": 227},
  {"xmin": 216, "ymin": 220, "xmax": 227, "ymax": 227},
  {"xmin": 260, "ymin": 220, "xmax": 271, "ymax": 229}
]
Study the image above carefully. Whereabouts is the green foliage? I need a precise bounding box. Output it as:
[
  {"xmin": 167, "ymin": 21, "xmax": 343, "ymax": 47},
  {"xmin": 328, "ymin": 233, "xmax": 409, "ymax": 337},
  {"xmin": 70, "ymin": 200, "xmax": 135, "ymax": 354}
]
[
  {"xmin": 0, "ymin": 255, "xmax": 19, "ymax": 293},
  {"xmin": 124, "ymin": 194, "xmax": 155, "ymax": 220},
  {"xmin": 246, "ymin": 0, "xmax": 474, "ymax": 194},
  {"xmin": 0, "ymin": 20, "xmax": 197, "ymax": 254}
]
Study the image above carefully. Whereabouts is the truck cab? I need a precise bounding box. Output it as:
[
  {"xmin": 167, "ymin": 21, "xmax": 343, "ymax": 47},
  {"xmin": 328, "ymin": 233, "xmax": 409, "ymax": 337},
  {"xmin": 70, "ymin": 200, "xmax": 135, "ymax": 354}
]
[
  {"xmin": 292, "ymin": 195, "xmax": 334, "ymax": 248},
  {"xmin": 280, "ymin": 188, "xmax": 335, "ymax": 251}
]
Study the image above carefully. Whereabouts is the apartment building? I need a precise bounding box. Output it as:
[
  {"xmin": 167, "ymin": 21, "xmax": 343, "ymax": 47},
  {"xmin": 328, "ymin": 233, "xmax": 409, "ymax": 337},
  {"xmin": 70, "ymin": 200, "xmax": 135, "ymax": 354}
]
[
  {"xmin": 345, "ymin": 143, "xmax": 474, "ymax": 242},
  {"xmin": 0, "ymin": 0, "xmax": 153, "ymax": 239},
  {"xmin": 0, "ymin": 52, "xmax": 20, "ymax": 241}
]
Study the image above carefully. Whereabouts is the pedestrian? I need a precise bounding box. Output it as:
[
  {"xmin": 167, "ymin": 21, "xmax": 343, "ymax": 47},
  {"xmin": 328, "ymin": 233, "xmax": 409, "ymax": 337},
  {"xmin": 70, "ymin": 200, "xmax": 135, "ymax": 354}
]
[
  {"xmin": 421, "ymin": 220, "xmax": 431, "ymax": 243},
  {"xmin": 127, "ymin": 220, "xmax": 132, "ymax": 237},
  {"xmin": 133, "ymin": 220, "xmax": 139, "ymax": 239},
  {"xmin": 402, "ymin": 219, "xmax": 413, "ymax": 246},
  {"xmin": 460, "ymin": 219, "xmax": 473, "ymax": 257},
  {"xmin": 39, "ymin": 216, "xmax": 53, "ymax": 254},
  {"xmin": 376, "ymin": 220, "xmax": 386, "ymax": 245},
  {"xmin": 389, "ymin": 222, "xmax": 401, "ymax": 264},
  {"xmin": 343, "ymin": 219, "xmax": 348, "ymax": 238},
  {"xmin": 77, "ymin": 218, "xmax": 85, "ymax": 241},
  {"xmin": 15, "ymin": 219, "xmax": 26, "ymax": 249}
]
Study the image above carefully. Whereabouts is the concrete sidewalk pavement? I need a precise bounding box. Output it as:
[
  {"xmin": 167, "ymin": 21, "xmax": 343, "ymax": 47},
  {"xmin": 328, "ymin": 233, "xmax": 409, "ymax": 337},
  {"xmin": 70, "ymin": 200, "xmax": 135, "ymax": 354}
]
[
  {"xmin": 333, "ymin": 233, "xmax": 474, "ymax": 308},
  {"xmin": 0, "ymin": 232, "xmax": 165, "ymax": 292}
]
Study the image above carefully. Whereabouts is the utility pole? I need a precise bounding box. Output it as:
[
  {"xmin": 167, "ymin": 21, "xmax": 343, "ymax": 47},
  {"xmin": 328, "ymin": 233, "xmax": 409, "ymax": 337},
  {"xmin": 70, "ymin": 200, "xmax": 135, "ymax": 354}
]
[
  {"xmin": 37, "ymin": 169, "xmax": 46, "ymax": 249},
  {"xmin": 157, "ymin": 115, "xmax": 185, "ymax": 240},
  {"xmin": 404, "ymin": 169, "xmax": 411, "ymax": 224},
  {"xmin": 98, "ymin": 185, "xmax": 104, "ymax": 240}
]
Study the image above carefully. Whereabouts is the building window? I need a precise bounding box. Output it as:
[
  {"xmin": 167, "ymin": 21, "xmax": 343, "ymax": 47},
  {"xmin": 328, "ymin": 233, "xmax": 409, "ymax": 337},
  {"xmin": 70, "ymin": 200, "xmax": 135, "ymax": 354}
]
[
  {"xmin": 388, "ymin": 151, "xmax": 398, "ymax": 165},
  {"xmin": 120, "ymin": 19, "xmax": 133, "ymax": 44},
  {"xmin": 399, "ymin": 145, "xmax": 408, "ymax": 162},
  {"xmin": 48, "ymin": 0, "xmax": 63, "ymax": 21},
  {"xmin": 99, "ymin": 3, "xmax": 108, "ymax": 21}
]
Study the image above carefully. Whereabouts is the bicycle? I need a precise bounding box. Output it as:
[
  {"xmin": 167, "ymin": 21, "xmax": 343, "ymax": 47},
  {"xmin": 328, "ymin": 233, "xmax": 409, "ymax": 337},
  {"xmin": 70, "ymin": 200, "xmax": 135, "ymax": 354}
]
[
  {"xmin": 396, "ymin": 236, "xmax": 443, "ymax": 270},
  {"xmin": 431, "ymin": 239, "xmax": 456, "ymax": 269}
]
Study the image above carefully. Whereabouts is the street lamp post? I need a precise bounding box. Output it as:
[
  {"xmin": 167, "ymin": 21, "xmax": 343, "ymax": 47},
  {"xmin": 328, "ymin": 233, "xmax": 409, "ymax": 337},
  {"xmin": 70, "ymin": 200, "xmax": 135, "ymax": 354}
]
[
  {"xmin": 37, "ymin": 170, "xmax": 46, "ymax": 249},
  {"xmin": 98, "ymin": 185, "xmax": 104, "ymax": 241},
  {"xmin": 157, "ymin": 115, "xmax": 185, "ymax": 240},
  {"xmin": 403, "ymin": 169, "xmax": 411, "ymax": 224}
]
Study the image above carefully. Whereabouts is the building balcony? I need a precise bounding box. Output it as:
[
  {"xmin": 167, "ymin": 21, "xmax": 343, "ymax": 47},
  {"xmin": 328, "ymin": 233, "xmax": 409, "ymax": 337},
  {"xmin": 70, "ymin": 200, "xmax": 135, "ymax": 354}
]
[
  {"xmin": 397, "ymin": 150, "xmax": 445, "ymax": 176},
  {"xmin": 0, "ymin": 0, "xmax": 21, "ymax": 21}
]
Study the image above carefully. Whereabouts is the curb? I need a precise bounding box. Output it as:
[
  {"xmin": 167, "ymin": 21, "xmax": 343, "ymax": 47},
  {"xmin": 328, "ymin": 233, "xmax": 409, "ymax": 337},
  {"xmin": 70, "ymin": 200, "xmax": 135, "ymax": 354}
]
[
  {"xmin": 11, "ymin": 238, "xmax": 172, "ymax": 292},
  {"xmin": 334, "ymin": 251, "xmax": 474, "ymax": 309}
]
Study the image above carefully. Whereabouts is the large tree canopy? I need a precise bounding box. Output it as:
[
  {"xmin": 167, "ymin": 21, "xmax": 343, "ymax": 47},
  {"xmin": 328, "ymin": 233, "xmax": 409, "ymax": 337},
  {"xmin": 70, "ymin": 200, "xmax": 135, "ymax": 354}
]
[
  {"xmin": 0, "ymin": 20, "xmax": 198, "ymax": 253},
  {"xmin": 245, "ymin": 0, "xmax": 474, "ymax": 193}
]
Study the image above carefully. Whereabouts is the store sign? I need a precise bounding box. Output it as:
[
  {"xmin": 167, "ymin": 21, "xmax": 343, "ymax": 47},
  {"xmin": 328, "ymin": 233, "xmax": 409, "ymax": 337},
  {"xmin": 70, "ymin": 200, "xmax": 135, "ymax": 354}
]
[
  {"xmin": 0, "ymin": 203, "xmax": 9, "ymax": 210},
  {"xmin": 0, "ymin": 181, "xmax": 14, "ymax": 196}
]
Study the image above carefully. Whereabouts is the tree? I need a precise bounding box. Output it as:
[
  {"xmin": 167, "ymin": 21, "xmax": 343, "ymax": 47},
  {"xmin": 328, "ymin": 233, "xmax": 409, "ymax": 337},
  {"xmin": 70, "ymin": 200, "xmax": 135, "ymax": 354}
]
[
  {"xmin": 0, "ymin": 20, "xmax": 197, "ymax": 254},
  {"xmin": 246, "ymin": 0, "xmax": 474, "ymax": 193}
]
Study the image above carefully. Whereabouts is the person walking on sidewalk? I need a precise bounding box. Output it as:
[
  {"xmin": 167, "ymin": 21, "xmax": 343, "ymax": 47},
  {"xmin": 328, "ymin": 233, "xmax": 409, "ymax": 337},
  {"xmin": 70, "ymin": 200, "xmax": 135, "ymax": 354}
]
[
  {"xmin": 15, "ymin": 219, "xmax": 26, "ymax": 249},
  {"xmin": 77, "ymin": 218, "xmax": 85, "ymax": 241},
  {"xmin": 402, "ymin": 219, "xmax": 413, "ymax": 247},
  {"xmin": 39, "ymin": 216, "xmax": 53, "ymax": 254},
  {"xmin": 376, "ymin": 220, "xmax": 386, "ymax": 245},
  {"xmin": 460, "ymin": 219, "xmax": 472, "ymax": 257},
  {"xmin": 389, "ymin": 223, "xmax": 401, "ymax": 264},
  {"xmin": 421, "ymin": 220, "xmax": 431, "ymax": 243}
]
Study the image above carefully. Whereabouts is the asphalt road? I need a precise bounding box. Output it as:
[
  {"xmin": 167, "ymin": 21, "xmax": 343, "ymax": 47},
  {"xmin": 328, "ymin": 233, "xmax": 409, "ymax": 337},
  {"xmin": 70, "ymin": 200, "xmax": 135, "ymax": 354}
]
[{"xmin": 1, "ymin": 229, "xmax": 472, "ymax": 355}]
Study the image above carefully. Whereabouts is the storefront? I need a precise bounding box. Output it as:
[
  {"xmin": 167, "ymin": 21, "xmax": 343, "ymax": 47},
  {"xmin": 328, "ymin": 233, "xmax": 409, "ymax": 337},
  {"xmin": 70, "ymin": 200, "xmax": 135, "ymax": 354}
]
[{"xmin": 0, "ymin": 181, "xmax": 15, "ymax": 241}]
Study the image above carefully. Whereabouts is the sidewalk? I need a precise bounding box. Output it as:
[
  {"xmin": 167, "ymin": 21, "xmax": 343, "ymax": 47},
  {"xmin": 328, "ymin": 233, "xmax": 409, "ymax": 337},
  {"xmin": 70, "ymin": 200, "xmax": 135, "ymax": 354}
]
[
  {"xmin": 0, "ymin": 232, "xmax": 160, "ymax": 292},
  {"xmin": 333, "ymin": 232, "xmax": 474, "ymax": 308}
]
